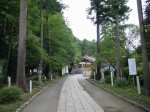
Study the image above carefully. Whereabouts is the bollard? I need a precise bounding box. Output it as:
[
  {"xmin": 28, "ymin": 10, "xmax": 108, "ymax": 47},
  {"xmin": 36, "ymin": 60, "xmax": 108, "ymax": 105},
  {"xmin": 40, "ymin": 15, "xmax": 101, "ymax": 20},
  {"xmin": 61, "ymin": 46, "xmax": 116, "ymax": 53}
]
[
  {"xmin": 101, "ymin": 72, "xmax": 105, "ymax": 80},
  {"xmin": 51, "ymin": 73, "xmax": 53, "ymax": 80},
  {"xmin": 51, "ymin": 74, "xmax": 53, "ymax": 80},
  {"xmin": 111, "ymin": 72, "xmax": 113, "ymax": 86},
  {"xmin": 8, "ymin": 76, "xmax": 11, "ymax": 87},
  {"xmin": 136, "ymin": 76, "xmax": 141, "ymax": 94},
  {"xmin": 29, "ymin": 80, "xmax": 32, "ymax": 94}
]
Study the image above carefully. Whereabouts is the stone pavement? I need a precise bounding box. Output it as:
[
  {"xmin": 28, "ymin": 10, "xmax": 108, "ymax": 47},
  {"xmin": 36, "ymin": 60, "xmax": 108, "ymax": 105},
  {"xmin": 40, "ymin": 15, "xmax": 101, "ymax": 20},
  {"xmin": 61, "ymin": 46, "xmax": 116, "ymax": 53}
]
[{"xmin": 57, "ymin": 74, "xmax": 104, "ymax": 112}]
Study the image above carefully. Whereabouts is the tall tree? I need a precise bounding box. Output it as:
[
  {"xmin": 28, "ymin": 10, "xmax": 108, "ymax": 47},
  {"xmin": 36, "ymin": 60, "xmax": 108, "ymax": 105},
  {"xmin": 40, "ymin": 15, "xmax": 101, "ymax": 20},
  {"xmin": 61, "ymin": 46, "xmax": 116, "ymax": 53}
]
[
  {"xmin": 107, "ymin": 0, "xmax": 130, "ymax": 78},
  {"xmin": 0, "ymin": 0, "xmax": 19, "ymax": 75},
  {"xmin": 43, "ymin": 0, "xmax": 64, "ymax": 78},
  {"xmin": 144, "ymin": 0, "xmax": 150, "ymax": 59},
  {"xmin": 16, "ymin": 0, "xmax": 27, "ymax": 91},
  {"xmin": 87, "ymin": 0, "xmax": 106, "ymax": 80},
  {"xmin": 40, "ymin": 0, "xmax": 43, "ymax": 65},
  {"xmin": 88, "ymin": 0, "xmax": 130, "ymax": 79},
  {"xmin": 49, "ymin": 13, "xmax": 81, "ymax": 73},
  {"xmin": 137, "ymin": 0, "xmax": 150, "ymax": 95}
]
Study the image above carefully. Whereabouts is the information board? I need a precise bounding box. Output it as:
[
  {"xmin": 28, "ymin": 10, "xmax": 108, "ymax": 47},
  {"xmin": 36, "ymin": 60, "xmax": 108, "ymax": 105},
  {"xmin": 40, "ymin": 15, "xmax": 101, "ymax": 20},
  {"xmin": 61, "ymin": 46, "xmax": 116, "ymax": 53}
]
[{"xmin": 128, "ymin": 58, "xmax": 137, "ymax": 75}]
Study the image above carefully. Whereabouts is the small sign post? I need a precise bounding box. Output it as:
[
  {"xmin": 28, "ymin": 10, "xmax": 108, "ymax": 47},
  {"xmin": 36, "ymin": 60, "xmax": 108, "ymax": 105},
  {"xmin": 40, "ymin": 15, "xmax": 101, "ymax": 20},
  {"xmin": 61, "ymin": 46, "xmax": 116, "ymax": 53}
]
[{"xmin": 128, "ymin": 58, "xmax": 137, "ymax": 85}]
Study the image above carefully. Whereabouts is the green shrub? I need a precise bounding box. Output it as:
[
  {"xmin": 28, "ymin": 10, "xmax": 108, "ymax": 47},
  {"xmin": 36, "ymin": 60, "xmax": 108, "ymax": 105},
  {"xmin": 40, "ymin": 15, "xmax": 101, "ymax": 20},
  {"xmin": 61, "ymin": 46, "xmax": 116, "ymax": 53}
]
[
  {"xmin": 0, "ymin": 86, "xmax": 22, "ymax": 104},
  {"xmin": 122, "ymin": 67, "xmax": 129, "ymax": 79},
  {"xmin": 114, "ymin": 78, "xmax": 128, "ymax": 87},
  {"xmin": 104, "ymin": 70, "xmax": 110, "ymax": 76},
  {"xmin": 32, "ymin": 80, "xmax": 41, "ymax": 87},
  {"xmin": 0, "ymin": 107, "xmax": 8, "ymax": 112},
  {"xmin": 105, "ymin": 75, "xmax": 111, "ymax": 83}
]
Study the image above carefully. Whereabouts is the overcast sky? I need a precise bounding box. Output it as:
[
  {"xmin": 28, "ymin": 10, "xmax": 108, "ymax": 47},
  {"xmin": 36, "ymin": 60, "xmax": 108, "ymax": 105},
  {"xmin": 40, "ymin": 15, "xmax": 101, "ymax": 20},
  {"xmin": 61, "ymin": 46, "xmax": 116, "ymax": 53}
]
[{"xmin": 61, "ymin": 0, "xmax": 146, "ymax": 41}]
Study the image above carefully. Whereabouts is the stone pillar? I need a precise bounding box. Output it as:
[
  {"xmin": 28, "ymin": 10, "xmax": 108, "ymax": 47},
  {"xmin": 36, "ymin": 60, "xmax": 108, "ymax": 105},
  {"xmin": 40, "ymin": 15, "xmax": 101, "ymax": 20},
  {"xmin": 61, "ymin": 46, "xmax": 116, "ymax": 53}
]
[{"xmin": 100, "ymin": 68, "xmax": 105, "ymax": 83}]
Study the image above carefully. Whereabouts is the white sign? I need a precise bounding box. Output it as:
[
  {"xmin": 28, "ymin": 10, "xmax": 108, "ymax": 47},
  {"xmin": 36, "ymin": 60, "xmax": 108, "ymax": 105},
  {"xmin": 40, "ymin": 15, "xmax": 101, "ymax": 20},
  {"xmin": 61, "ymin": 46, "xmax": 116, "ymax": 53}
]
[
  {"xmin": 33, "ymin": 69, "xmax": 37, "ymax": 73},
  {"xmin": 128, "ymin": 58, "xmax": 137, "ymax": 75},
  {"xmin": 65, "ymin": 66, "xmax": 68, "ymax": 73},
  {"xmin": 62, "ymin": 68, "xmax": 65, "ymax": 75}
]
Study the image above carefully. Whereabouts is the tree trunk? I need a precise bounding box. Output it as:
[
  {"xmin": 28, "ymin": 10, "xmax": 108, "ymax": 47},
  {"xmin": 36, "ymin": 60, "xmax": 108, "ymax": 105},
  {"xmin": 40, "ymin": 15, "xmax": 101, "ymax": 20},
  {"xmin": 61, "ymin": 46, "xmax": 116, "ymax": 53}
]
[
  {"xmin": 116, "ymin": 13, "xmax": 120, "ymax": 78},
  {"xmin": 96, "ymin": 11, "xmax": 101, "ymax": 80},
  {"xmin": 137, "ymin": 0, "xmax": 150, "ymax": 95},
  {"xmin": 40, "ymin": 0, "xmax": 43, "ymax": 66},
  {"xmin": 48, "ymin": 18, "xmax": 52, "ymax": 78},
  {"xmin": 16, "ymin": 0, "xmax": 27, "ymax": 92},
  {"xmin": 46, "ymin": 12, "xmax": 52, "ymax": 78}
]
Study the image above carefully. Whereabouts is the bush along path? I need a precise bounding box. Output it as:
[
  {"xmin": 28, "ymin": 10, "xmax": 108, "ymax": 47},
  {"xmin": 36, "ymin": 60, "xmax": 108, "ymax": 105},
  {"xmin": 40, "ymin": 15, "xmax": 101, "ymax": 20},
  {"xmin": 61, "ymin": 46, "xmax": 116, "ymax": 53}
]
[
  {"xmin": 0, "ymin": 75, "xmax": 67, "ymax": 112},
  {"xmin": 87, "ymin": 78, "xmax": 150, "ymax": 112}
]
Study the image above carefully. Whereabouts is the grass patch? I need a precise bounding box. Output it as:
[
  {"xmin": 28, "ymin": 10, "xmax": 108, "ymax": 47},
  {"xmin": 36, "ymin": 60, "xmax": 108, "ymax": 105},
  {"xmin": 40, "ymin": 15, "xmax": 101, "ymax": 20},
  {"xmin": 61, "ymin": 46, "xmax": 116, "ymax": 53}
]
[{"xmin": 90, "ymin": 79, "xmax": 150, "ymax": 106}]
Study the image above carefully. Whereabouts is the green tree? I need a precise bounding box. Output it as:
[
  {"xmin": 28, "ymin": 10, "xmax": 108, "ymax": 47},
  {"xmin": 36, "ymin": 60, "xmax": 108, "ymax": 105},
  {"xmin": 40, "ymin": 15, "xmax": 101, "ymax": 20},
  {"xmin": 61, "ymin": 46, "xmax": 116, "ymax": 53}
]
[
  {"xmin": 0, "ymin": 0, "xmax": 19, "ymax": 75},
  {"xmin": 87, "ymin": 0, "xmax": 108, "ymax": 79},
  {"xmin": 77, "ymin": 39, "xmax": 96, "ymax": 56},
  {"xmin": 49, "ymin": 13, "xmax": 81, "ymax": 74},
  {"xmin": 43, "ymin": 0, "xmax": 65, "ymax": 77},
  {"xmin": 88, "ymin": 0, "xmax": 130, "ymax": 79}
]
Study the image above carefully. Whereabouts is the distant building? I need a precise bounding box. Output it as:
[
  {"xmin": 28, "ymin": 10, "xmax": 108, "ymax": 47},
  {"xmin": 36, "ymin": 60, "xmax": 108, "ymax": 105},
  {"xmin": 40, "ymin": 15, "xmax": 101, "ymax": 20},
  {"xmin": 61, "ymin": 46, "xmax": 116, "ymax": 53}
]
[
  {"xmin": 78, "ymin": 55, "xmax": 95, "ymax": 68},
  {"xmin": 78, "ymin": 55, "xmax": 95, "ymax": 76}
]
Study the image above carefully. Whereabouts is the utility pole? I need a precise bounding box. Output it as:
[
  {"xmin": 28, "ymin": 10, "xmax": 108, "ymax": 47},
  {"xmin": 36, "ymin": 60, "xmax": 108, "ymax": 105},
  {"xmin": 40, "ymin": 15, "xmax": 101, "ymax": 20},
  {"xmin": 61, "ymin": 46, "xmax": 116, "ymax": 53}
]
[{"xmin": 137, "ymin": 0, "xmax": 150, "ymax": 95}]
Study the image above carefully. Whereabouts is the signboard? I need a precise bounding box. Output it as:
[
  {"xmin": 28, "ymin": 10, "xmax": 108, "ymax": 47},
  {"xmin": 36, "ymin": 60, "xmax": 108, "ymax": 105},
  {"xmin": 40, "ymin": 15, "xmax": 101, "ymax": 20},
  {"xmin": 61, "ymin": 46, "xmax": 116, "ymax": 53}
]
[
  {"xmin": 33, "ymin": 69, "xmax": 37, "ymax": 73},
  {"xmin": 128, "ymin": 58, "xmax": 137, "ymax": 75}
]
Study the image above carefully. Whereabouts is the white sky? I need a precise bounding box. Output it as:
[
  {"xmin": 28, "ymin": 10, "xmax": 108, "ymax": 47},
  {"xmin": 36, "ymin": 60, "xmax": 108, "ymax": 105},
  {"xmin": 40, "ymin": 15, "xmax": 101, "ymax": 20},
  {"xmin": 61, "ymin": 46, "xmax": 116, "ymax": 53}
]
[{"xmin": 61, "ymin": 0, "xmax": 146, "ymax": 41}]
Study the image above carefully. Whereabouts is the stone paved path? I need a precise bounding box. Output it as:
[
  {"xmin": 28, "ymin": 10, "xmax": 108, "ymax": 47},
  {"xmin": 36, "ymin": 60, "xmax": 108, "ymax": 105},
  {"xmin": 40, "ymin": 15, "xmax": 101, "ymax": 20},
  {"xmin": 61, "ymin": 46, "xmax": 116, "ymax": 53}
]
[{"xmin": 57, "ymin": 75, "xmax": 104, "ymax": 112}]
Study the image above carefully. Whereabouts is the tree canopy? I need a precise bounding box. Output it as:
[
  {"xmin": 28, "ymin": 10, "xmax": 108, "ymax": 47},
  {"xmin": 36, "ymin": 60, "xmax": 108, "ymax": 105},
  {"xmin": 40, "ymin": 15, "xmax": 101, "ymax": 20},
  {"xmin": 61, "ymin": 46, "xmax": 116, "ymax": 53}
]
[{"xmin": 0, "ymin": 0, "xmax": 81, "ymax": 85}]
